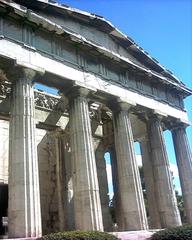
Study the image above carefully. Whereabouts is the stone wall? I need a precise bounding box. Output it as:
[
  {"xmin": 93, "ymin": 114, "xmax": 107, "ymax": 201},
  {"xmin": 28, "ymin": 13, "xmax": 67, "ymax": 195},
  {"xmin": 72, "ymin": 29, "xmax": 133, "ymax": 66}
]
[
  {"xmin": 0, "ymin": 116, "xmax": 111, "ymax": 233},
  {"xmin": 0, "ymin": 121, "xmax": 62, "ymax": 234},
  {"xmin": 37, "ymin": 130, "xmax": 60, "ymax": 234},
  {"xmin": 0, "ymin": 120, "xmax": 9, "ymax": 184}
]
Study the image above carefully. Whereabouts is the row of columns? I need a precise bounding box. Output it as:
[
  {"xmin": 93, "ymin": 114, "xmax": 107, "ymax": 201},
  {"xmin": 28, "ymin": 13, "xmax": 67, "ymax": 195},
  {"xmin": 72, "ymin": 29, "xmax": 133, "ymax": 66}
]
[
  {"xmin": 140, "ymin": 119, "xmax": 192, "ymax": 228},
  {"xmin": 8, "ymin": 67, "xmax": 192, "ymax": 237},
  {"xmin": 112, "ymin": 103, "xmax": 148, "ymax": 230},
  {"xmin": 140, "ymin": 117, "xmax": 181, "ymax": 228}
]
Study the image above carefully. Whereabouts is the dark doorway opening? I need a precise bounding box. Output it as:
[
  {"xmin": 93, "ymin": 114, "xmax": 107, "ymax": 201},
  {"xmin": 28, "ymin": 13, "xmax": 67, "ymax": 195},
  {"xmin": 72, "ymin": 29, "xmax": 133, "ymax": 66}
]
[{"xmin": 0, "ymin": 184, "xmax": 8, "ymax": 236}]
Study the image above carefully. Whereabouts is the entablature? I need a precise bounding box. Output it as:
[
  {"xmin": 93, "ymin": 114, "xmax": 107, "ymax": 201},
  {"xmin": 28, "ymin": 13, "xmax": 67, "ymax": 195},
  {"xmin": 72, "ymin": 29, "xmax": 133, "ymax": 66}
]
[
  {"xmin": 12, "ymin": 0, "xmax": 189, "ymax": 85},
  {"xmin": 0, "ymin": 13, "xmax": 188, "ymax": 111},
  {"xmin": 0, "ymin": 1, "xmax": 191, "ymax": 101},
  {"xmin": 0, "ymin": 40, "xmax": 190, "ymax": 126}
]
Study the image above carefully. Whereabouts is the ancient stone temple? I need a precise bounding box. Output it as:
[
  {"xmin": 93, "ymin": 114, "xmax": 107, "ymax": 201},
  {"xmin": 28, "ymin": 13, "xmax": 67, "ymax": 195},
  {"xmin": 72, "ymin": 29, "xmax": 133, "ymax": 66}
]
[{"xmin": 0, "ymin": 0, "xmax": 191, "ymax": 238}]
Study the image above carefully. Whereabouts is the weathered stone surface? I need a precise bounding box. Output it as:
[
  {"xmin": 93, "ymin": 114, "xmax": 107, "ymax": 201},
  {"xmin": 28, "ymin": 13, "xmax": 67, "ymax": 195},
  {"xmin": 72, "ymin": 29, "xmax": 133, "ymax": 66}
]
[
  {"xmin": 109, "ymin": 144, "xmax": 122, "ymax": 230},
  {"xmin": 69, "ymin": 87, "xmax": 103, "ymax": 231},
  {"xmin": 95, "ymin": 140, "xmax": 113, "ymax": 231},
  {"xmin": 0, "ymin": 36, "xmax": 189, "ymax": 123},
  {"xmin": 172, "ymin": 126, "xmax": 192, "ymax": 223},
  {"xmin": 147, "ymin": 117, "xmax": 181, "ymax": 228},
  {"xmin": 0, "ymin": 1, "xmax": 191, "ymax": 236},
  {"xmin": 8, "ymin": 68, "xmax": 42, "ymax": 238},
  {"xmin": 112, "ymin": 102, "xmax": 148, "ymax": 231},
  {"xmin": 0, "ymin": 120, "xmax": 9, "ymax": 184},
  {"xmin": 140, "ymin": 138, "xmax": 161, "ymax": 229},
  {"xmin": 37, "ymin": 130, "xmax": 60, "ymax": 234}
]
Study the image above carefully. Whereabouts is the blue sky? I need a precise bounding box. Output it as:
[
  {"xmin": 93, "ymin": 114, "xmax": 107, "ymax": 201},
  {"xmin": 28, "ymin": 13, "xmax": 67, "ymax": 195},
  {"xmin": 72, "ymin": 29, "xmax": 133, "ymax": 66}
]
[{"xmin": 56, "ymin": 0, "xmax": 192, "ymax": 195}]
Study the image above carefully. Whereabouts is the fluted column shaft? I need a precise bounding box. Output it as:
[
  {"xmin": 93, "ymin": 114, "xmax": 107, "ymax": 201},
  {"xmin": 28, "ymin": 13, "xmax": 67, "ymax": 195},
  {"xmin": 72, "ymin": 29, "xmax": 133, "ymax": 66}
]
[
  {"xmin": 140, "ymin": 138, "xmax": 161, "ymax": 229},
  {"xmin": 55, "ymin": 131, "xmax": 66, "ymax": 231},
  {"xmin": 113, "ymin": 103, "xmax": 148, "ymax": 231},
  {"xmin": 172, "ymin": 126, "xmax": 192, "ymax": 223},
  {"xmin": 8, "ymin": 68, "xmax": 42, "ymax": 238},
  {"xmin": 95, "ymin": 141, "xmax": 113, "ymax": 231},
  {"xmin": 108, "ymin": 145, "xmax": 120, "ymax": 225},
  {"xmin": 148, "ymin": 117, "xmax": 181, "ymax": 228},
  {"xmin": 69, "ymin": 88, "xmax": 103, "ymax": 231}
]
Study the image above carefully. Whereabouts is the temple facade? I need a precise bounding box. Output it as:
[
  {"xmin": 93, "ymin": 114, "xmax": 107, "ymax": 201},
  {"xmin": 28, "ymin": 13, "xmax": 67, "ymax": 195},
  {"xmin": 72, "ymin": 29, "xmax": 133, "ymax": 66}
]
[{"xmin": 0, "ymin": 0, "xmax": 192, "ymax": 238}]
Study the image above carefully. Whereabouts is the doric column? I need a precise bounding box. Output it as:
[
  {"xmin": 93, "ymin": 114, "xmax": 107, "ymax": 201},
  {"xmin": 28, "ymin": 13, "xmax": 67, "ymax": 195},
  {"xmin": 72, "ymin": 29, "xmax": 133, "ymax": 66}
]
[
  {"xmin": 95, "ymin": 141, "xmax": 113, "ymax": 231},
  {"xmin": 172, "ymin": 125, "xmax": 192, "ymax": 223},
  {"xmin": 147, "ymin": 116, "xmax": 181, "ymax": 228},
  {"xmin": 140, "ymin": 137, "xmax": 161, "ymax": 229},
  {"xmin": 108, "ymin": 145, "xmax": 120, "ymax": 226},
  {"xmin": 68, "ymin": 87, "xmax": 103, "ymax": 231},
  {"xmin": 55, "ymin": 130, "xmax": 66, "ymax": 231},
  {"xmin": 8, "ymin": 68, "xmax": 42, "ymax": 238},
  {"xmin": 112, "ymin": 102, "xmax": 148, "ymax": 231}
]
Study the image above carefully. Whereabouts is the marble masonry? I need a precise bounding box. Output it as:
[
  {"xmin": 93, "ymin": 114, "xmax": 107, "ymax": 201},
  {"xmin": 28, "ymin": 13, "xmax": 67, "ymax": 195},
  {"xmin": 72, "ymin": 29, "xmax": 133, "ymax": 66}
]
[{"xmin": 0, "ymin": 0, "xmax": 191, "ymax": 238}]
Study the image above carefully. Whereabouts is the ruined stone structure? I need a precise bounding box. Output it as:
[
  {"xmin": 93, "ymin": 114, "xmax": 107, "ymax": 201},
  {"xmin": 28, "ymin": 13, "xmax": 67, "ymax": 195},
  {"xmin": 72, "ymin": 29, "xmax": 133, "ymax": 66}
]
[{"xmin": 0, "ymin": 0, "xmax": 191, "ymax": 238}]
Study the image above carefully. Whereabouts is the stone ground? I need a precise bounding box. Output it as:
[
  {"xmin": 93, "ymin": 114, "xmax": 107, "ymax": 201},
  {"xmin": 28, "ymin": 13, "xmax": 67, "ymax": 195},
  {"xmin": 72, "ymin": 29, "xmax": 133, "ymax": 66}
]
[{"xmin": 112, "ymin": 230, "xmax": 157, "ymax": 240}]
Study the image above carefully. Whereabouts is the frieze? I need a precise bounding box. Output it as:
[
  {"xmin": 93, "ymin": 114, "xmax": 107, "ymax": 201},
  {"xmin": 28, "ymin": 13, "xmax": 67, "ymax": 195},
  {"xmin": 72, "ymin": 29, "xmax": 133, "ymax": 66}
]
[
  {"xmin": 0, "ymin": 81, "xmax": 65, "ymax": 112},
  {"xmin": 0, "ymin": 82, "xmax": 11, "ymax": 98},
  {"xmin": 0, "ymin": 82, "xmax": 105, "ymax": 117},
  {"xmin": 90, "ymin": 102, "xmax": 102, "ymax": 123},
  {"xmin": 34, "ymin": 91, "xmax": 65, "ymax": 112}
]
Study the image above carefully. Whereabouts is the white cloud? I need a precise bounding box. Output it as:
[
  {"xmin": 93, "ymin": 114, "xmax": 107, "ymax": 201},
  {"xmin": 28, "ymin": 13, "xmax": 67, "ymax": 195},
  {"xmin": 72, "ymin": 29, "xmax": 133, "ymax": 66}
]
[
  {"xmin": 108, "ymin": 192, "xmax": 114, "ymax": 200},
  {"xmin": 136, "ymin": 154, "xmax": 143, "ymax": 166},
  {"xmin": 170, "ymin": 163, "xmax": 179, "ymax": 178}
]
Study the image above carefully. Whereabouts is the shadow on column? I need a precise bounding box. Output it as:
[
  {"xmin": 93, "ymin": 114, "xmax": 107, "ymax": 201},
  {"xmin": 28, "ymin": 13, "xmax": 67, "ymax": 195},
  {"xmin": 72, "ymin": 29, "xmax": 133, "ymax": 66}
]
[{"xmin": 0, "ymin": 184, "xmax": 8, "ymax": 237}]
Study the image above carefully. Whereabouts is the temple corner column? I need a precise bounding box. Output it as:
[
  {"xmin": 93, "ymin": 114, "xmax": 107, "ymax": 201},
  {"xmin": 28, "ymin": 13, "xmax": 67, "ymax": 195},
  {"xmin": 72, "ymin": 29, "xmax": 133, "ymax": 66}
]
[
  {"xmin": 147, "ymin": 114, "xmax": 181, "ymax": 228},
  {"xmin": 172, "ymin": 123, "xmax": 192, "ymax": 224},
  {"xmin": 8, "ymin": 67, "xmax": 42, "ymax": 238}
]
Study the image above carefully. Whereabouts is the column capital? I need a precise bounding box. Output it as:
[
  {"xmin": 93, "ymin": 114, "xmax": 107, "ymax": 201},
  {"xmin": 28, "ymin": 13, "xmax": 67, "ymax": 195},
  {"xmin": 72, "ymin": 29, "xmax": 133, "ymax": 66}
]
[
  {"xmin": 108, "ymin": 97, "xmax": 136, "ymax": 113},
  {"xmin": 138, "ymin": 134, "xmax": 149, "ymax": 143},
  {"xmin": 149, "ymin": 111, "xmax": 166, "ymax": 122},
  {"xmin": 20, "ymin": 68, "xmax": 37, "ymax": 80},
  {"xmin": 170, "ymin": 122, "xmax": 189, "ymax": 131},
  {"xmin": 62, "ymin": 85, "xmax": 95, "ymax": 102},
  {"xmin": 52, "ymin": 127, "xmax": 64, "ymax": 138},
  {"xmin": 7, "ymin": 66, "xmax": 43, "ymax": 83},
  {"xmin": 138, "ymin": 110, "xmax": 167, "ymax": 125}
]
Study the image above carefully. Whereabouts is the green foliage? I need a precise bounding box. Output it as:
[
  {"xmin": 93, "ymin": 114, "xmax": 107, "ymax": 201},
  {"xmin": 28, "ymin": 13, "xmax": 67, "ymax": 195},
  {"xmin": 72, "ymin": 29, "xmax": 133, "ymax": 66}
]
[
  {"xmin": 40, "ymin": 231, "xmax": 118, "ymax": 240},
  {"xmin": 175, "ymin": 191, "xmax": 186, "ymax": 223},
  {"xmin": 151, "ymin": 224, "xmax": 192, "ymax": 240}
]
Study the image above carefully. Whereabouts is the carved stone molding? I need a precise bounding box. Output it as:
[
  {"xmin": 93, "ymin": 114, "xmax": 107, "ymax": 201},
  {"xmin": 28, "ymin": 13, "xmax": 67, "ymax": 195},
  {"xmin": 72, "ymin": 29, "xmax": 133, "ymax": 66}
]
[
  {"xmin": 34, "ymin": 90, "xmax": 65, "ymax": 112},
  {"xmin": 0, "ymin": 82, "xmax": 11, "ymax": 98}
]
